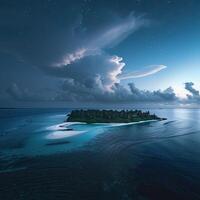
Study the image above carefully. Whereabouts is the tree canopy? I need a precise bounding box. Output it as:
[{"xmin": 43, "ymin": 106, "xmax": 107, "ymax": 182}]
[{"xmin": 66, "ymin": 109, "xmax": 164, "ymax": 123}]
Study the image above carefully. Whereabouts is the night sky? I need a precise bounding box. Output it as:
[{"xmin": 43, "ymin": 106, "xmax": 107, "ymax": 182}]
[{"xmin": 0, "ymin": 0, "xmax": 200, "ymax": 107}]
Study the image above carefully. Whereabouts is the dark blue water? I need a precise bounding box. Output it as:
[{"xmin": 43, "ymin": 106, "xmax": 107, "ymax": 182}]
[{"xmin": 1, "ymin": 108, "xmax": 200, "ymax": 200}]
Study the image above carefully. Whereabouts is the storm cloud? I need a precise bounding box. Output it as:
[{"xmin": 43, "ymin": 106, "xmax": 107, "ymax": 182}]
[
  {"xmin": 1, "ymin": 0, "xmax": 199, "ymax": 107},
  {"xmin": 55, "ymin": 79, "xmax": 177, "ymax": 104}
]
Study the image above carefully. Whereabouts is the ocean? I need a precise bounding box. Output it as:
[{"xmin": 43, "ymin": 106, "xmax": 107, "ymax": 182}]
[{"xmin": 0, "ymin": 108, "xmax": 200, "ymax": 200}]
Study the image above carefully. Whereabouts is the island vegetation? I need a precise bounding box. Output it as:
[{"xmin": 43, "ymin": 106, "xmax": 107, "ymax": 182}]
[{"xmin": 66, "ymin": 109, "xmax": 166, "ymax": 123}]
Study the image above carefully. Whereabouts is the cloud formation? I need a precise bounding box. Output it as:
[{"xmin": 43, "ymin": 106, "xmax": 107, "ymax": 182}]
[
  {"xmin": 53, "ymin": 13, "xmax": 148, "ymax": 68},
  {"xmin": 7, "ymin": 81, "xmax": 200, "ymax": 106},
  {"xmin": 119, "ymin": 65, "xmax": 167, "ymax": 80},
  {"xmin": 37, "ymin": 12, "xmax": 170, "ymax": 105},
  {"xmin": 36, "ymin": 13, "xmax": 155, "ymax": 103},
  {"xmin": 1, "ymin": 1, "xmax": 200, "ymax": 108},
  {"xmin": 55, "ymin": 78, "xmax": 177, "ymax": 104},
  {"xmin": 2, "ymin": 2, "xmax": 192, "ymax": 106},
  {"xmin": 184, "ymin": 82, "xmax": 200, "ymax": 102},
  {"xmin": 4, "ymin": 10, "xmax": 176, "ymax": 105}
]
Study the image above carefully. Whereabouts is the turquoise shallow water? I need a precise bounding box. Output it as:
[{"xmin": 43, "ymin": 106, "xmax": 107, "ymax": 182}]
[
  {"xmin": 0, "ymin": 109, "xmax": 112, "ymax": 158},
  {"xmin": 1, "ymin": 108, "xmax": 200, "ymax": 199}
]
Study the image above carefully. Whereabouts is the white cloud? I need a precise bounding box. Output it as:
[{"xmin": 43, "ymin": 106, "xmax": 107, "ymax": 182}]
[
  {"xmin": 53, "ymin": 48, "xmax": 87, "ymax": 67},
  {"xmin": 118, "ymin": 65, "xmax": 167, "ymax": 80},
  {"xmin": 5, "ymin": 9, "xmax": 179, "ymax": 105},
  {"xmin": 54, "ymin": 14, "xmax": 148, "ymax": 68}
]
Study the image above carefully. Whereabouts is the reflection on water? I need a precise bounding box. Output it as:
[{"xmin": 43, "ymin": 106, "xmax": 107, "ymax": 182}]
[{"xmin": 1, "ymin": 108, "xmax": 200, "ymax": 199}]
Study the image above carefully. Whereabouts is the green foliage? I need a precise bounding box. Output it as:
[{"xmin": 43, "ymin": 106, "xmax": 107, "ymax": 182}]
[{"xmin": 66, "ymin": 109, "xmax": 162, "ymax": 123}]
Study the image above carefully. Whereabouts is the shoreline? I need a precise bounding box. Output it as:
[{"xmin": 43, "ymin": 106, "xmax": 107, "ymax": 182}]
[{"xmin": 92, "ymin": 119, "xmax": 158, "ymax": 127}]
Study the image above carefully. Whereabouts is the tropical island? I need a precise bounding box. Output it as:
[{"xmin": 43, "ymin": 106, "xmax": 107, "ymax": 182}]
[{"xmin": 66, "ymin": 109, "xmax": 166, "ymax": 123}]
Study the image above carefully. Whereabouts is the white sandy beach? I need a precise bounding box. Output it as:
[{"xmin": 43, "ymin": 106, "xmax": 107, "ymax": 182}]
[{"xmin": 45, "ymin": 120, "xmax": 158, "ymax": 139}]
